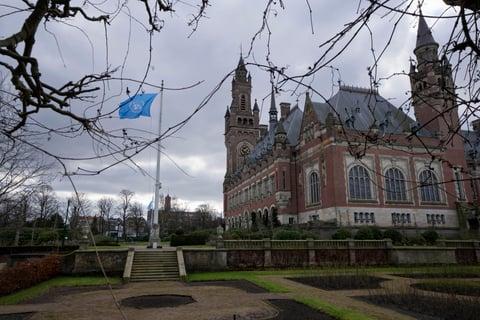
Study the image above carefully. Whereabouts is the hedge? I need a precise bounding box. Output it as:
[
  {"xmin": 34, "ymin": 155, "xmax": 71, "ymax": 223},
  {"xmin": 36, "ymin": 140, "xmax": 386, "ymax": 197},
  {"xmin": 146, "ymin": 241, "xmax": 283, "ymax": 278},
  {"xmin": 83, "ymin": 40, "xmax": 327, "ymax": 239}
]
[
  {"xmin": 0, "ymin": 255, "xmax": 62, "ymax": 296},
  {"xmin": 170, "ymin": 231, "xmax": 210, "ymax": 246}
]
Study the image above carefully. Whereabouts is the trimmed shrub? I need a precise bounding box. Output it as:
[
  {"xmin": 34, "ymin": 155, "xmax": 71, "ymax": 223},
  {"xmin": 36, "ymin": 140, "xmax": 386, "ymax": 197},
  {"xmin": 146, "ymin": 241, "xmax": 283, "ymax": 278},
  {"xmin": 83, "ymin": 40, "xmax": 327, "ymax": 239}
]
[
  {"xmin": 94, "ymin": 235, "xmax": 118, "ymax": 246},
  {"xmin": 36, "ymin": 230, "xmax": 59, "ymax": 244},
  {"xmin": 170, "ymin": 231, "xmax": 210, "ymax": 246},
  {"xmin": 0, "ymin": 255, "xmax": 61, "ymax": 296},
  {"xmin": 407, "ymin": 235, "xmax": 427, "ymax": 246},
  {"xmin": 383, "ymin": 229, "xmax": 403, "ymax": 245},
  {"xmin": 422, "ymin": 230, "xmax": 439, "ymax": 245},
  {"xmin": 332, "ymin": 228, "xmax": 352, "ymax": 240},
  {"xmin": 273, "ymin": 229, "xmax": 303, "ymax": 240},
  {"xmin": 354, "ymin": 226, "xmax": 383, "ymax": 240}
]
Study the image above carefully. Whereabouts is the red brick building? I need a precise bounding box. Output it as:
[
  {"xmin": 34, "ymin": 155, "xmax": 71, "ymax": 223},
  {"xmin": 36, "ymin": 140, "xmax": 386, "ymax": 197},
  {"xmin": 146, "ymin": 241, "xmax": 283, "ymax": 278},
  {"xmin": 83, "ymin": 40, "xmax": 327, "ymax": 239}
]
[{"xmin": 223, "ymin": 15, "xmax": 479, "ymax": 236}]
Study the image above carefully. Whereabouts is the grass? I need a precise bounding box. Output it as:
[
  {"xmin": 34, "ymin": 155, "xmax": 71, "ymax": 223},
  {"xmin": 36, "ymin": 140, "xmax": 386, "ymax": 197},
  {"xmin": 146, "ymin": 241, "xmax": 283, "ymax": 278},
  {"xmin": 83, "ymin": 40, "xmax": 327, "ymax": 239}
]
[
  {"xmin": 296, "ymin": 297, "xmax": 374, "ymax": 320},
  {"xmin": 0, "ymin": 276, "xmax": 121, "ymax": 305}
]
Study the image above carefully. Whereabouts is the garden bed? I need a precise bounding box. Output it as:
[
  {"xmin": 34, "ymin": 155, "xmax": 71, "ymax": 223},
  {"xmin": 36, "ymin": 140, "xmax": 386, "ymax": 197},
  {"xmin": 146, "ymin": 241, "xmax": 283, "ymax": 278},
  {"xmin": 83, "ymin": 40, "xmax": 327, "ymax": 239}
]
[
  {"xmin": 394, "ymin": 272, "xmax": 480, "ymax": 279},
  {"xmin": 188, "ymin": 280, "xmax": 268, "ymax": 293},
  {"xmin": 287, "ymin": 275, "xmax": 386, "ymax": 290},
  {"xmin": 120, "ymin": 295, "xmax": 195, "ymax": 309},
  {"xmin": 0, "ymin": 313, "xmax": 34, "ymax": 320},
  {"xmin": 359, "ymin": 293, "xmax": 480, "ymax": 320},
  {"xmin": 267, "ymin": 299, "xmax": 336, "ymax": 320},
  {"xmin": 412, "ymin": 280, "xmax": 480, "ymax": 297}
]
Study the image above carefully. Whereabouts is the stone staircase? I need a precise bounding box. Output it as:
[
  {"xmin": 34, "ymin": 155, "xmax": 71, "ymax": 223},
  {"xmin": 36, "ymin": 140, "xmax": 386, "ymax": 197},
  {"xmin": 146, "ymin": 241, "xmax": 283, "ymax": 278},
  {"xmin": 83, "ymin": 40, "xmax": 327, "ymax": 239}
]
[{"xmin": 129, "ymin": 250, "xmax": 180, "ymax": 282}]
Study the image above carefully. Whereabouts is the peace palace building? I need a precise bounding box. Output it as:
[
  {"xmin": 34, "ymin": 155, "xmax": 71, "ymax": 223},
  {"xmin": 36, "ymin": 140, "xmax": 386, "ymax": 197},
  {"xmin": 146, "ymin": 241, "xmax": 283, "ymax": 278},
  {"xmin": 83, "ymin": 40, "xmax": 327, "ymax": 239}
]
[{"xmin": 223, "ymin": 15, "xmax": 480, "ymax": 235}]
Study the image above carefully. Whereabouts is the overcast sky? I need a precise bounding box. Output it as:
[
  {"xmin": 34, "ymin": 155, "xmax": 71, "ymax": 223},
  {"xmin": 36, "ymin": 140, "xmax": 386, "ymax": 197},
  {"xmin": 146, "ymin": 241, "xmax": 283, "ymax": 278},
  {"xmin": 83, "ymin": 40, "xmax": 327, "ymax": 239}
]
[{"xmin": 0, "ymin": 1, "xmax": 453, "ymax": 214}]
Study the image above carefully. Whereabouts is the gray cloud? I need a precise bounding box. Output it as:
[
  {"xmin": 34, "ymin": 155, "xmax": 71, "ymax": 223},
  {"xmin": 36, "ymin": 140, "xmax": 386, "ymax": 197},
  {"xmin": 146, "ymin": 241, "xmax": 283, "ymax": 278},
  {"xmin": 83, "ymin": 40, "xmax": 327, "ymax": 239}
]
[{"xmin": 0, "ymin": 1, "xmax": 454, "ymax": 212}]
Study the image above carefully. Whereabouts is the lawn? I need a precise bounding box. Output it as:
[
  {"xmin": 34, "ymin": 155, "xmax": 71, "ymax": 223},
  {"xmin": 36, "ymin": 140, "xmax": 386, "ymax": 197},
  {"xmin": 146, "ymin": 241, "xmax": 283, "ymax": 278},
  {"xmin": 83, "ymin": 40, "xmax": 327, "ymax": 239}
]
[{"xmin": 0, "ymin": 276, "xmax": 121, "ymax": 305}]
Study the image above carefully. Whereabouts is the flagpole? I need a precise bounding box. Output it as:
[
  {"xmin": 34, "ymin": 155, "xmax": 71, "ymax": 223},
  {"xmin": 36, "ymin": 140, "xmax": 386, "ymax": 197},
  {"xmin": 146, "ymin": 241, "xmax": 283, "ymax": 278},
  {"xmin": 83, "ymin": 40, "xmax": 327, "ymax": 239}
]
[{"xmin": 149, "ymin": 80, "xmax": 164, "ymax": 249}]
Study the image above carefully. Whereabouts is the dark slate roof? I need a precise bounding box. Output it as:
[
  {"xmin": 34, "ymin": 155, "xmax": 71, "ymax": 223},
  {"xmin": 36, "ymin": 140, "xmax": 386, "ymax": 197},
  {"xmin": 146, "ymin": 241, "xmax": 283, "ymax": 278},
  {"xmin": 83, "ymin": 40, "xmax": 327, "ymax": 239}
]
[
  {"xmin": 240, "ymin": 106, "xmax": 302, "ymax": 169},
  {"xmin": 462, "ymin": 130, "xmax": 480, "ymax": 160},
  {"xmin": 311, "ymin": 86, "xmax": 430, "ymax": 136},
  {"xmin": 416, "ymin": 13, "xmax": 437, "ymax": 49}
]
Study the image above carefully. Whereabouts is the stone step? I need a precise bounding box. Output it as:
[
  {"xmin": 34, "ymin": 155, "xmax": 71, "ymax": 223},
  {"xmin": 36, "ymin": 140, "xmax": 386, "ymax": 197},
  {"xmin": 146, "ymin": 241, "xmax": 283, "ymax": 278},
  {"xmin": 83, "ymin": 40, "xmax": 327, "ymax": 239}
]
[
  {"xmin": 130, "ymin": 277, "xmax": 179, "ymax": 282},
  {"xmin": 131, "ymin": 271, "xmax": 179, "ymax": 276},
  {"xmin": 133, "ymin": 258, "xmax": 177, "ymax": 262},
  {"xmin": 132, "ymin": 262, "xmax": 178, "ymax": 266},
  {"xmin": 131, "ymin": 268, "xmax": 178, "ymax": 272}
]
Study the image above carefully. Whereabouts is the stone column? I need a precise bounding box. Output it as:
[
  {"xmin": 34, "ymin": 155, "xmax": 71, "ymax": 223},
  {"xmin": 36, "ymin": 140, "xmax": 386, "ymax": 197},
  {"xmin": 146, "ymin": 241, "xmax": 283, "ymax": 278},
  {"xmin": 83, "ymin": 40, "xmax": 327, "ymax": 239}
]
[
  {"xmin": 474, "ymin": 240, "xmax": 480, "ymax": 263},
  {"xmin": 264, "ymin": 238, "xmax": 272, "ymax": 267},
  {"xmin": 348, "ymin": 239, "xmax": 356, "ymax": 265},
  {"xmin": 307, "ymin": 238, "xmax": 316, "ymax": 267}
]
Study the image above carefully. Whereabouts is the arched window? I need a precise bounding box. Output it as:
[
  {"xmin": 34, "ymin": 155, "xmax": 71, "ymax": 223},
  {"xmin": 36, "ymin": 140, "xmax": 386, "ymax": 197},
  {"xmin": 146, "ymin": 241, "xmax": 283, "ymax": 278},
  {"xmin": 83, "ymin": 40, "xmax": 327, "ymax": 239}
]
[
  {"xmin": 240, "ymin": 94, "xmax": 246, "ymax": 110},
  {"xmin": 309, "ymin": 172, "xmax": 320, "ymax": 204},
  {"xmin": 349, "ymin": 165, "xmax": 372, "ymax": 200},
  {"xmin": 385, "ymin": 168, "xmax": 407, "ymax": 201},
  {"xmin": 419, "ymin": 170, "xmax": 441, "ymax": 202}
]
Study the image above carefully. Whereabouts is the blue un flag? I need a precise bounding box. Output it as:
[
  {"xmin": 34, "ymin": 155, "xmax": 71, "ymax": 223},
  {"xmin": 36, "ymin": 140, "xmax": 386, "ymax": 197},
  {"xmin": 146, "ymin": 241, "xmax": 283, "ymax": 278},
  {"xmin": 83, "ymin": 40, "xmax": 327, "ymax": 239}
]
[{"xmin": 119, "ymin": 93, "xmax": 157, "ymax": 119}]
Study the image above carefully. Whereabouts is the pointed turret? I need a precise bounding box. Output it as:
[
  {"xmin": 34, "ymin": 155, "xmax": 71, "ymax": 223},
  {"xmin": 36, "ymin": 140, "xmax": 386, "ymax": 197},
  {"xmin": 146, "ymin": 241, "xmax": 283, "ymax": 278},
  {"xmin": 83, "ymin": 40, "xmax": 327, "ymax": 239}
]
[
  {"xmin": 416, "ymin": 12, "xmax": 438, "ymax": 50},
  {"xmin": 224, "ymin": 106, "xmax": 230, "ymax": 118},
  {"xmin": 414, "ymin": 11, "xmax": 439, "ymax": 65},
  {"xmin": 235, "ymin": 55, "xmax": 248, "ymax": 82},
  {"xmin": 253, "ymin": 99, "xmax": 259, "ymax": 112},
  {"xmin": 269, "ymin": 86, "xmax": 278, "ymax": 125}
]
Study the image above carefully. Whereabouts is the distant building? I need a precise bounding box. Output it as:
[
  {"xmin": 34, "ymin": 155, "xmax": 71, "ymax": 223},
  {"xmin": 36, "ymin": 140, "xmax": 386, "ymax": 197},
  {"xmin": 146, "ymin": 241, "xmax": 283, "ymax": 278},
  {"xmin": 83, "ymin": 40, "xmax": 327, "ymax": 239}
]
[{"xmin": 223, "ymin": 14, "xmax": 479, "ymax": 236}]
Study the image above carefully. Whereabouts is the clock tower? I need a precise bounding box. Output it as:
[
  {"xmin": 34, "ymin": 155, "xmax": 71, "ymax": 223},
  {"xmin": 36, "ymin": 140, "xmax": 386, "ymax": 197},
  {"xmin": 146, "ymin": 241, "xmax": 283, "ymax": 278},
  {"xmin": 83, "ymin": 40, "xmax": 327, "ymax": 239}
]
[{"xmin": 224, "ymin": 56, "xmax": 260, "ymax": 186}]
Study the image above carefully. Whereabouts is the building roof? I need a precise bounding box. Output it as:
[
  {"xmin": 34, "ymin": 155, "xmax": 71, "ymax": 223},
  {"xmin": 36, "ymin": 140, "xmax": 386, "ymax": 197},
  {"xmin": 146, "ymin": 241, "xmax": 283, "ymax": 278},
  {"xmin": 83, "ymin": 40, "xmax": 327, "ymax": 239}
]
[
  {"xmin": 239, "ymin": 106, "xmax": 302, "ymax": 171},
  {"xmin": 311, "ymin": 85, "xmax": 430, "ymax": 136},
  {"xmin": 416, "ymin": 12, "xmax": 437, "ymax": 49}
]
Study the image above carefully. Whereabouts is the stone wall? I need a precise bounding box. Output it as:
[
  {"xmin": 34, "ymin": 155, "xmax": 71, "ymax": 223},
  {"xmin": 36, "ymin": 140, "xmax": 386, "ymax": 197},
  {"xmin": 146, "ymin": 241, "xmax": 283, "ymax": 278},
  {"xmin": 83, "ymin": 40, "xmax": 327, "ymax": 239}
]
[
  {"xmin": 182, "ymin": 239, "xmax": 480, "ymax": 272},
  {"xmin": 67, "ymin": 249, "xmax": 128, "ymax": 275}
]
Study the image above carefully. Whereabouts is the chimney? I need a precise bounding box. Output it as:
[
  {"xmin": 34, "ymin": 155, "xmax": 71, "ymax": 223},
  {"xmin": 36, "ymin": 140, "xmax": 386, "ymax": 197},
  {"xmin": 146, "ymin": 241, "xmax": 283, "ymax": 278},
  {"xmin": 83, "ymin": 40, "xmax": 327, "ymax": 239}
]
[
  {"xmin": 472, "ymin": 119, "xmax": 480, "ymax": 133},
  {"xmin": 164, "ymin": 194, "xmax": 171, "ymax": 213},
  {"xmin": 280, "ymin": 102, "xmax": 291, "ymax": 120}
]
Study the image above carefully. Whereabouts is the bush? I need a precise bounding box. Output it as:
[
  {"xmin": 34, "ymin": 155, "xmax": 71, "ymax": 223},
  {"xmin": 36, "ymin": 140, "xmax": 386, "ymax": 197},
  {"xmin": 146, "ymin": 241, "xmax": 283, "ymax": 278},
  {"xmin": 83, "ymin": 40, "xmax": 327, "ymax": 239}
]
[
  {"xmin": 36, "ymin": 230, "xmax": 59, "ymax": 244},
  {"xmin": 332, "ymin": 228, "xmax": 352, "ymax": 240},
  {"xmin": 354, "ymin": 226, "xmax": 383, "ymax": 240},
  {"xmin": 422, "ymin": 230, "xmax": 439, "ymax": 245},
  {"xmin": 94, "ymin": 235, "xmax": 118, "ymax": 246},
  {"xmin": 273, "ymin": 229, "xmax": 303, "ymax": 240},
  {"xmin": 0, "ymin": 255, "xmax": 61, "ymax": 296},
  {"xmin": 383, "ymin": 229, "xmax": 403, "ymax": 245},
  {"xmin": 170, "ymin": 230, "xmax": 210, "ymax": 246},
  {"xmin": 407, "ymin": 235, "xmax": 427, "ymax": 246}
]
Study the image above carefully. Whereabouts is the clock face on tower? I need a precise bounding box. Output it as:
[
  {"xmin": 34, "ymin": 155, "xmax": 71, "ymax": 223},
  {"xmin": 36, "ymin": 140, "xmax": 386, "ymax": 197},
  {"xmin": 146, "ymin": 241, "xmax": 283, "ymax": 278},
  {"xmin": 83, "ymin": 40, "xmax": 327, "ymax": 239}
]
[{"xmin": 240, "ymin": 144, "xmax": 251, "ymax": 157}]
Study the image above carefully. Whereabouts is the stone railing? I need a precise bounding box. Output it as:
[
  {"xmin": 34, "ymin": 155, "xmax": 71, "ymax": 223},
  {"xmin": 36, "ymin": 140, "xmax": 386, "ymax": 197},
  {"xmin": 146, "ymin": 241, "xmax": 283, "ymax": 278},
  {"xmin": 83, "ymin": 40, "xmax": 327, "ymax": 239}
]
[
  {"xmin": 217, "ymin": 239, "xmax": 392, "ymax": 250},
  {"xmin": 441, "ymin": 240, "xmax": 479, "ymax": 248}
]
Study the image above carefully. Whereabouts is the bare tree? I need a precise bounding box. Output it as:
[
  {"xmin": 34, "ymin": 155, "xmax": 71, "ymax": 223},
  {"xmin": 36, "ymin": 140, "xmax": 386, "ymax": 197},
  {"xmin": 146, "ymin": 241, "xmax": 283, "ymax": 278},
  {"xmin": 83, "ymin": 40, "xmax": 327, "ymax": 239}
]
[
  {"xmin": 127, "ymin": 202, "xmax": 145, "ymax": 238},
  {"xmin": 97, "ymin": 197, "xmax": 115, "ymax": 235},
  {"xmin": 118, "ymin": 189, "xmax": 134, "ymax": 240},
  {"xmin": 67, "ymin": 192, "xmax": 91, "ymax": 239}
]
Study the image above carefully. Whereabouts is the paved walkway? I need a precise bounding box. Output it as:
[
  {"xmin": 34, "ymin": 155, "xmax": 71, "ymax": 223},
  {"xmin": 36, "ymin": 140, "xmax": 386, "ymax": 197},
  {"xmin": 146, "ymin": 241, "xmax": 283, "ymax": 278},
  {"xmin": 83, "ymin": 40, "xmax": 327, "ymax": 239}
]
[
  {"xmin": 0, "ymin": 281, "xmax": 283, "ymax": 320},
  {"xmin": 262, "ymin": 274, "xmax": 416, "ymax": 320},
  {"xmin": 0, "ymin": 273, "xmax": 458, "ymax": 319}
]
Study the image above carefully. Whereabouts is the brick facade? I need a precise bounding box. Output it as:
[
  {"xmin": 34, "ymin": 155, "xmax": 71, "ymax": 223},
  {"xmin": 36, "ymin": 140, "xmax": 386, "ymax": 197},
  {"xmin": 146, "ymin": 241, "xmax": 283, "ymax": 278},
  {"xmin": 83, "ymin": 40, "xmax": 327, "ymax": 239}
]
[{"xmin": 223, "ymin": 15, "xmax": 480, "ymax": 235}]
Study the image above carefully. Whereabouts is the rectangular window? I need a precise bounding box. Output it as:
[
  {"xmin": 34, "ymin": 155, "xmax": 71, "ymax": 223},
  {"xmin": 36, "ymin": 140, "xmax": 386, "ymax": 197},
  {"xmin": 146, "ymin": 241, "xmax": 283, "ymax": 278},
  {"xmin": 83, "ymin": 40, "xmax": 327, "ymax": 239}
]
[
  {"xmin": 454, "ymin": 169, "xmax": 465, "ymax": 201},
  {"xmin": 289, "ymin": 217, "xmax": 294, "ymax": 224},
  {"xmin": 354, "ymin": 212, "xmax": 358, "ymax": 223},
  {"xmin": 370, "ymin": 212, "xmax": 375, "ymax": 223},
  {"xmin": 282, "ymin": 170, "xmax": 286, "ymax": 190},
  {"xmin": 426, "ymin": 214, "xmax": 431, "ymax": 224}
]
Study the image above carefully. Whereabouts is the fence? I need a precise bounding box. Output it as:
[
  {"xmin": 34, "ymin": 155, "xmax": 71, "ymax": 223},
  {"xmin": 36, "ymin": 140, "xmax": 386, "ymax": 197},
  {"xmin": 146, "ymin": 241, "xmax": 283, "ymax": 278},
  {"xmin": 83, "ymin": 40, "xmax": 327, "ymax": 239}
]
[{"xmin": 217, "ymin": 239, "xmax": 391, "ymax": 250}]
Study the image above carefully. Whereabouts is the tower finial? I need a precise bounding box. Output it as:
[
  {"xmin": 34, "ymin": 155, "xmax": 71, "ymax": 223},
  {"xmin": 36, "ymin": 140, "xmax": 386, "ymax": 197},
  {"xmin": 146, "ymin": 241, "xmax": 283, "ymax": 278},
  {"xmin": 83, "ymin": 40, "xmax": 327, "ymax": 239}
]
[{"xmin": 269, "ymin": 85, "xmax": 278, "ymax": 124}]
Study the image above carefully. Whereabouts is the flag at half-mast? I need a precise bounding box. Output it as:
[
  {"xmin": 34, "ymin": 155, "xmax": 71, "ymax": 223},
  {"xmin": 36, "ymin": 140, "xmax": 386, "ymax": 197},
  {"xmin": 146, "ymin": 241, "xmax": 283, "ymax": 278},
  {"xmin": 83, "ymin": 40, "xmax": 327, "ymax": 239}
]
[{"xmin": 119, "ymin": 93, "xmax": 157, "ymax": 119}]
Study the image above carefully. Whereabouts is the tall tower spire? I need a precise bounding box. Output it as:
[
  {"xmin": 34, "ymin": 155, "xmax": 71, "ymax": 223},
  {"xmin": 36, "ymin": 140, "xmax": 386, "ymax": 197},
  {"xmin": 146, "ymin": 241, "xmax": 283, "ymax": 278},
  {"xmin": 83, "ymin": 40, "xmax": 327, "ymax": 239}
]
[
  {"xmin": 269, "ymin": 85, "xmax": 278, "ymax": 125},
  {"xmin": 416, "ymin": 11, "xmax": 437, "ymax": 49},
  {"xmin": 414, "ymin": 10, "xmax": 439, "ymax": 65}
]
